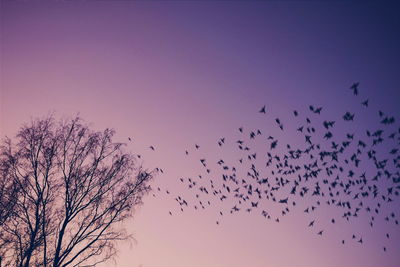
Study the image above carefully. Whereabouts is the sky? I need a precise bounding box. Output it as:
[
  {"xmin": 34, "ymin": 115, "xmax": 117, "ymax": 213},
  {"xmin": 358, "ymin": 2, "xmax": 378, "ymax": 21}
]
[{"xmin": 1, "ymin": 1, "xmax": 400, "ymax": 267}]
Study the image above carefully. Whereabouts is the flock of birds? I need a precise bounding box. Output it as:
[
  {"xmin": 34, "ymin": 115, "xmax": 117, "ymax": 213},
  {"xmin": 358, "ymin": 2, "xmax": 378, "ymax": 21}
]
[{"xmin": 133, "ymin": 83, "xmax": 400, "ymax": 252}]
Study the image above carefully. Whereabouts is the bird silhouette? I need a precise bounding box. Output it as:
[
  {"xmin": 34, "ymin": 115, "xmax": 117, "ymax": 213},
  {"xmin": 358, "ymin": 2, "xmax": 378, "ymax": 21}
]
[{"xmin": 350, "ymin": 82, "xmax": 359, "ymax": 95}]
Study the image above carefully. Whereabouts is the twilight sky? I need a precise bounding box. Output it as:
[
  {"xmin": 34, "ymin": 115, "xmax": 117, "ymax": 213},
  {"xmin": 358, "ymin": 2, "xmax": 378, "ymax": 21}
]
[{"xmin": 1, "ymin": 1, "xmax": 400, "ymax": 267}]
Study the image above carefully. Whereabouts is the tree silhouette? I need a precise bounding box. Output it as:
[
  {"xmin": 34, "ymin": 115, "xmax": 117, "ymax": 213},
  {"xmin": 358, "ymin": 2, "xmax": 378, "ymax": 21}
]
[{"xmin": 0, "ymin": 116, "xmax": 153, "ymax": 267}]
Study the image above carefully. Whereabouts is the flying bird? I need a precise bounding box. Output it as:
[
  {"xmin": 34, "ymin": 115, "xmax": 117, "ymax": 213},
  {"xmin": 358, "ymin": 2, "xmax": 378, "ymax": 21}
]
[{"xmin": 350, "ymin": 82, "xmax": 359, "ymax": 95}]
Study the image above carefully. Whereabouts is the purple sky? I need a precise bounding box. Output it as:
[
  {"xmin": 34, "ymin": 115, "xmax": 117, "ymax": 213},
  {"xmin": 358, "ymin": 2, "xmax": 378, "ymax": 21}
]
[{"xmin": 1, "ymin": 1, "xmax": 400, "ymax": 267}]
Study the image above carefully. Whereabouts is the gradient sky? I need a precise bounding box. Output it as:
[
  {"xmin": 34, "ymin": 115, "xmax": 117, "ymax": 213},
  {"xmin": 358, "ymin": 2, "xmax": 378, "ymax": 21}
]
[{"xmin": 1, "ymin": 1, "xmax": 400, "ymax": 267}]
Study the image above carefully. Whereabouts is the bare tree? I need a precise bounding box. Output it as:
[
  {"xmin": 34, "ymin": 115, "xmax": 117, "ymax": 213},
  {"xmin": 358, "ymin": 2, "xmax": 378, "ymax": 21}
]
[{"xmin": 0, "ymin": 116, "xmax": 153, "ymax": 267}]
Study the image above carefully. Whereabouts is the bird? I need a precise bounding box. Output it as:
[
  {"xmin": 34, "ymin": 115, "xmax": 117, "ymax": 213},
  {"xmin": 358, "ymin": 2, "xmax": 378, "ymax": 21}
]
[
  {"xmin": 270, "ymin": 140, "xmax": 278, "ymax": 149},
  {"xmin": 350, "ymin": 82, "xmax": 359, "ymax": 95},
  {"xmin": 259, "ymin": 105, "xmax": 266, "ymax": 114},
  {"xmin": 343, "ymin": 112, "xmax": 355, "ymax": 121}
]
